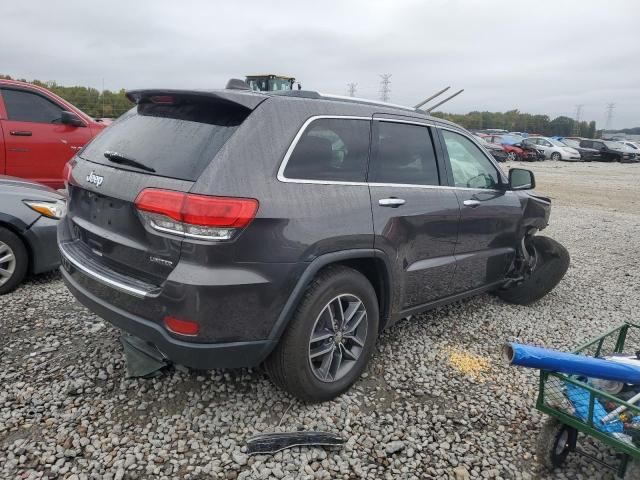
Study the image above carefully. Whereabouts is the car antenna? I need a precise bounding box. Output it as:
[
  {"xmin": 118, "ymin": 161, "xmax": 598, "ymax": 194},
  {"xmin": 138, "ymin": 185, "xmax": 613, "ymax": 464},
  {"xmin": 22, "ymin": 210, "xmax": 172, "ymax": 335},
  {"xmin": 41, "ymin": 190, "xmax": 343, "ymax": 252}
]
[
  {"xmin": 414, "ymin": 86, "xmax": 450, "ymax": 109},
  {"xmin": 425, "ymin": 89, "xmax": 464, "ymax": 113}
]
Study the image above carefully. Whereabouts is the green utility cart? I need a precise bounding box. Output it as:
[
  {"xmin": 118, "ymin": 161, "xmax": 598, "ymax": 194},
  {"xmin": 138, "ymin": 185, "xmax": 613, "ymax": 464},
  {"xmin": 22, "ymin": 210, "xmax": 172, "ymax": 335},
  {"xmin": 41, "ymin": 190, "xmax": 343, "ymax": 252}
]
[{"xmin": 536, "ymin": 323, "xmax": 640, "ymax": 478}]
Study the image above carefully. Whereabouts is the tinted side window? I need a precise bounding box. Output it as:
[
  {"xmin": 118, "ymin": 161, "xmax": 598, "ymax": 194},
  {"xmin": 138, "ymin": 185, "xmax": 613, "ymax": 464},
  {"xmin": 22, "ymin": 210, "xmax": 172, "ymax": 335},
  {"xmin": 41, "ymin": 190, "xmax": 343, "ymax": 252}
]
[
  {"xmin": 441, "ymin": 130, "xmax": 500, "ymax": 189},
  {"xmin": 369, "ymin": 122, "xmax": 439, "ymax": 185},
  {"xmin": 283, "ymin": 118, "xmax": 370, "ymax": 182},
  {"xmin": 2, "ymin": 88, "xmax": 63, "ymax": 123}
]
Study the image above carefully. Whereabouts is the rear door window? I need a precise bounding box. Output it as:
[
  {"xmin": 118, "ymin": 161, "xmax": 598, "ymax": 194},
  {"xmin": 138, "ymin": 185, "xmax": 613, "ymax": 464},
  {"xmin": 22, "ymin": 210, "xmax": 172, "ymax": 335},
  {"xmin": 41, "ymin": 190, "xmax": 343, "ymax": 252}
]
[
  {"xmin": 282, "ymin": 118, "xmax": 370, "ymax": 182},
  {"xmin": 1, "ymin": 88, "xmax": 63, "ymax": 123},
  {"xmin": 79, "ymin": 97, "xmax": 251, "ymax": 181},
  {"xmin": 369, "ymin": 121, "xmax": 440, "ymax": 185}
]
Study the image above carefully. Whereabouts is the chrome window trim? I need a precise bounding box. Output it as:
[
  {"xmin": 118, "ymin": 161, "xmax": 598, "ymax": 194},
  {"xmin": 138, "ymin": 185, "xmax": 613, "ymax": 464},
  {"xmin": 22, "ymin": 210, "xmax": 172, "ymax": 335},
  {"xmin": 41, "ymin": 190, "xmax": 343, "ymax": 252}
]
[
  {"xmin": 436, "ymin": 125, "xmax": 508, "ymax": 187},
  {"xmin": 277, "ymin": 115, "xmax": 371, "ymax": 186},
  {"xmin": 59, "ymin": 242, "xmax": 156, "ymax": 298},
  {"xmin": 373, "ymin": 117, "xmax": 433, "ymax": 127},
  {"xmin": 276, "ymin": 115, "xmax": 510, "ymax": 193}
]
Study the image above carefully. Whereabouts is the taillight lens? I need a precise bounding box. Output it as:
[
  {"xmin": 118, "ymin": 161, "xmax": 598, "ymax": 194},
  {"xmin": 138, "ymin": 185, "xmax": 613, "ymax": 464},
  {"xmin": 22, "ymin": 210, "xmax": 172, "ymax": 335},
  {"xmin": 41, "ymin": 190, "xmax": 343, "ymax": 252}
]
[
  {"xmin": 164, "ymin": 316, "xmax": 199, "ymax": 336},
  {"xmin": 135, "ymin": 188, "xmax": 259, "ymax": 241},
  {"xmin": 62, "ymin": 162, "xmax": 72, "ymax": 187}
]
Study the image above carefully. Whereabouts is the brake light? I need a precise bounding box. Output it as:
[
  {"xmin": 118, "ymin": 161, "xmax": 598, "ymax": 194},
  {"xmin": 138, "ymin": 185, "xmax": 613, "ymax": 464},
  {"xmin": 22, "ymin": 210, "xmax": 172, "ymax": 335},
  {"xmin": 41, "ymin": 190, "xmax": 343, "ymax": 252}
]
[
  {"xmin": 135, "ymin": 188, "xmax": 258, "ymax": 241},
  {"xmin": 62, "ymin": 162, "xmax": 72, "ymax": 187},
  {"xmin": 164, "ymin": 316, "xmax": 199, "ymax": 336}
]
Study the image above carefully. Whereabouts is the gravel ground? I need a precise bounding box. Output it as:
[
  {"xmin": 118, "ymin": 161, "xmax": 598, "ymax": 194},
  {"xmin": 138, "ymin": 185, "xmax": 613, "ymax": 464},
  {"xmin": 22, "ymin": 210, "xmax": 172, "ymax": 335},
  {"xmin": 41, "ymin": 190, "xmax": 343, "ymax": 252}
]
[{"xmin": 1, "ymin": 161, "xmax": 639, "ymax": 480}]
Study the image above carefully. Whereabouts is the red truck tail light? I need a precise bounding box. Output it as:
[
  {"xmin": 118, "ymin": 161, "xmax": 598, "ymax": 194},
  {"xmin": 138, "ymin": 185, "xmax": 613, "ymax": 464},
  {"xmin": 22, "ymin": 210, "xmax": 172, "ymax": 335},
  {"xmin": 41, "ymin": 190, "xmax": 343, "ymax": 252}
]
[
  {"xmin": 62, "ymin": 162, "xmax": 72, "ymax": 187},
  {"xmin": 135, "ymin": 188, "xmax": 258, "ymax": 241}
]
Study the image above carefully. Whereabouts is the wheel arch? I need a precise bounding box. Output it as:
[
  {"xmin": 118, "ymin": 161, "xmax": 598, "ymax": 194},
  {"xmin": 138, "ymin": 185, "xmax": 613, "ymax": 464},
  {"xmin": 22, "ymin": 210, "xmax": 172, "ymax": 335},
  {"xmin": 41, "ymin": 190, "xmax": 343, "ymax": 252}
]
[
  {"xmin": 0, "ymin": 214, "xmax": 34, "ymax": 274},
  {"xmin": 268, "ymin": 249, "xmax": 392, "ymax": 345}
]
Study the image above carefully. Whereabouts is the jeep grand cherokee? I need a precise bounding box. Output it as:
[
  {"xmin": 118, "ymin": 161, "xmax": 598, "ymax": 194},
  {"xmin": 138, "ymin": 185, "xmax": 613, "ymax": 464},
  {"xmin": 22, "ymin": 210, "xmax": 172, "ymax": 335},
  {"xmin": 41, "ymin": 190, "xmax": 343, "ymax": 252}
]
[{"xmin": 58, "ymin": 86, "xmax": 569, "ymax": 402}]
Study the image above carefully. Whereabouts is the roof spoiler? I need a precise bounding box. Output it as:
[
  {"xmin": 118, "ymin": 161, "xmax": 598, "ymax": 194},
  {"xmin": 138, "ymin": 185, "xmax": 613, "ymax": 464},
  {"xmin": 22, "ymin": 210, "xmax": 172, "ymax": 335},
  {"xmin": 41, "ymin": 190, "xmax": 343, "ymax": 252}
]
[{"xmin": 126, "ymin": 89, "xmax": 266, "ymax": 111}]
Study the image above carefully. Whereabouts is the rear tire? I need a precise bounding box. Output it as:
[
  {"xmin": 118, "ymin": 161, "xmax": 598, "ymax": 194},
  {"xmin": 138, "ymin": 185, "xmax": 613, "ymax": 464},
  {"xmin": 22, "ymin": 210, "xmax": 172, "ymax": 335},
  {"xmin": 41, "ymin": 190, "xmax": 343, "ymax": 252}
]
[
  {"xmin": 0, "ymin": 227, "xmax": 28, "ymax": 295},
  {"xmin": 265, "ymin": 266, "xmax": 379, "ymax": 403},
  {"xmin": 537, "ymin": 418, "xmax": 577, "ymax": 470},
  {"xmin": 497, "ymin": 236, "xmax": 569, "ymax": 305}
]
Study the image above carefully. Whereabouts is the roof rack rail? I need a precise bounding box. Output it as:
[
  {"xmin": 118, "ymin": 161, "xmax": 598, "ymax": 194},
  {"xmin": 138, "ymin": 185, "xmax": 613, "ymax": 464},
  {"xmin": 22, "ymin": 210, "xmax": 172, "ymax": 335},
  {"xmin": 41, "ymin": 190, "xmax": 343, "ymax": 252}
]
[{"xmin": 268, "ymin": 90, "xmax": 420, "ymax": 112}]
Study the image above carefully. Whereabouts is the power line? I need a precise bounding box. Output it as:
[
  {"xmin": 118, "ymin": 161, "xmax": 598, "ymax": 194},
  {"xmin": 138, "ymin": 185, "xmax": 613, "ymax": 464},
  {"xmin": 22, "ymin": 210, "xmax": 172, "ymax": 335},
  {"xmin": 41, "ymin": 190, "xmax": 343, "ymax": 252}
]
[
  {"xmin": 604, "ymin": 103, "xmax": 615, "ymax": 131},
  {"xmin": 379, "ymin": 74, "xmax": 392, "ymax": 102},
  {"xmin": 347, "ymin": 83, "xmax": 357, "ymax": 97}
]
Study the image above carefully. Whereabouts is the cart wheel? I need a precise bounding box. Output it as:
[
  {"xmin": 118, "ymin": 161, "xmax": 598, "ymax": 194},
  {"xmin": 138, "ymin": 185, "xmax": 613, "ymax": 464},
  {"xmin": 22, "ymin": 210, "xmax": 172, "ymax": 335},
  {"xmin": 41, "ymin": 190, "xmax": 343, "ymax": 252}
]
[
  {"xmin": 537, "ymin": 418, "xmax": 577, "ymax": 470},
  {"xmin": 622, "ymin": 459, "xmax": 640, "ymax": 479}
]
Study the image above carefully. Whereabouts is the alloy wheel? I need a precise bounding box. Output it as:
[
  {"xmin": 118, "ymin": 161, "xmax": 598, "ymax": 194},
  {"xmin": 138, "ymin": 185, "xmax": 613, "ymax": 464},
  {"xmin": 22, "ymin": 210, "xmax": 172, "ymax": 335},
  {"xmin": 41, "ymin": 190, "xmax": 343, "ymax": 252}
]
[
  {"xmin": 507, "ymin": 152, "xmax": 516, "ymax": 161},
  {"xmin": 308, "ymin": 294, "xmax": 368, "ymax": 382},
  {"xmin": 0, "ymin": 241, "xmax": 16, "ymax": 287}
]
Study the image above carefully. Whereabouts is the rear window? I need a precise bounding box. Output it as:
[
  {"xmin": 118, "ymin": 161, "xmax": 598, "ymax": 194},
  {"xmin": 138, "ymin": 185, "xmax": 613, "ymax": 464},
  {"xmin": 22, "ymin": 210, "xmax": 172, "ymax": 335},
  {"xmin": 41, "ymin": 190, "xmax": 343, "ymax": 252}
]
[{"xmin": 79, "ymin": 97, "xmax": 250, "ymax": 181}]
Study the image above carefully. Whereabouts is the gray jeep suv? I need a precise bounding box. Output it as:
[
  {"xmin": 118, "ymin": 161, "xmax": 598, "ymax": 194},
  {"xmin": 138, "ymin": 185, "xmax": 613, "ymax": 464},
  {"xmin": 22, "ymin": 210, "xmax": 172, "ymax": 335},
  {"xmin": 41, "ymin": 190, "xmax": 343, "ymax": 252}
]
[{"xmin": 58, "ymin": 86, "xmax": 569, "ymax": 402}]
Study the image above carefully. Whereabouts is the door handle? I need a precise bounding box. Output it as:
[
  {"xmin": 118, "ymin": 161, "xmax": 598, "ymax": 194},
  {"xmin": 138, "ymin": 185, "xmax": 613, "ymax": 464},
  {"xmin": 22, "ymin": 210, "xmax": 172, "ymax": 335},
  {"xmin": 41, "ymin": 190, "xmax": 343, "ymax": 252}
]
[
  {"xmin": 463, "ymin": 199, "xmax": 480, "ymax": 208},
  {"xmin": 379, "ymin": 198, "xmax": 405, "ymax": 207},
  {"xmin": 10, "ymin": 130, "xmax": 32, "ymax": 136}
]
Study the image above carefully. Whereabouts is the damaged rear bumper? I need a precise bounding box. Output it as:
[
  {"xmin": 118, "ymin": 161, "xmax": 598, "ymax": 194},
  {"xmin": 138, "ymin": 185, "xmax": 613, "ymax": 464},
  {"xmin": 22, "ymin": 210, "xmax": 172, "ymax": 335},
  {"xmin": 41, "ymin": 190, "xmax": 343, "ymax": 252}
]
[{"xmin": 61, "ymin": 266, "xmax": 276, "ymax": 369}]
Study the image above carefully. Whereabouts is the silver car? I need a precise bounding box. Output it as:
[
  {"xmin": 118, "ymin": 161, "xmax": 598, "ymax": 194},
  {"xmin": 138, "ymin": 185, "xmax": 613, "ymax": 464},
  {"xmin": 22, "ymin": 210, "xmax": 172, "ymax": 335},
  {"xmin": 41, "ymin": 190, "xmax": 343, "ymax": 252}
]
[
  {"xmin": 0, "ymin": 176, "xmax": 65, "ymax": 294},
  {"xmin": 523, "ymin": 136, "xmax": 581, "ymax": 161}
]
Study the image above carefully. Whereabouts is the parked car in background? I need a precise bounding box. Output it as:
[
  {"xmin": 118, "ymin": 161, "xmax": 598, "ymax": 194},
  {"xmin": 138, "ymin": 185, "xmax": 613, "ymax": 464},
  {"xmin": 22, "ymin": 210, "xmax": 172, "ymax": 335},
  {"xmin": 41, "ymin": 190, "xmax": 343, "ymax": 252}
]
[
  {"xmin": 473, "ymin": 135, "xmax": 508, "ymax": 162},
  {"xmin": 620, "ymin": 141, "xmax": 640, "ymax": 156},
  {"xmin": 579, "ymin": 139, "xmax": 637, "ymax": 163},
  {"xmin": 58, "ymin": 86, "xmax": 568, "ymax": 402},
  {"xmin": 560, "ymin": 138, "xmax": 601, "ymax": 161},
  {"xmin": 484, "ymin": 134, "xmax": 541, "ymax": 161},
  {"xmin": 0, "ymin": 175, "xmax": 65, "ymax": 294},
  {"xmin": 0, "ymin": 79, "xmax": 108, "ymax": 189},
  {"xmin": 523, "ymin": 136, "xmax": 581, "ymax": 161}
]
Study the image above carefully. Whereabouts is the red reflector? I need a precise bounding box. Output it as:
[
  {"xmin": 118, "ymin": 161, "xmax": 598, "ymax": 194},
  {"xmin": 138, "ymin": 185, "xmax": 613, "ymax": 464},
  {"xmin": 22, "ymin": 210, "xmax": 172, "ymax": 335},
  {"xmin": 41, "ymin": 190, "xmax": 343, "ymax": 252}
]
[
  {"xmin": 135, "ymin": 189, "xmax": 259, "ymax": 228},
  {"xmin": 164, "ymin": 316, "xmax": 199, "ymax": 336}
]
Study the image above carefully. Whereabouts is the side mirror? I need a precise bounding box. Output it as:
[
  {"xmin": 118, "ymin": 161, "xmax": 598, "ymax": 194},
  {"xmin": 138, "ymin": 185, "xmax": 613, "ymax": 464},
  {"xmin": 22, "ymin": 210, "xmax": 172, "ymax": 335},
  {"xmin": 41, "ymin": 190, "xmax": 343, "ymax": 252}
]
[
  {"xmin": 61, "ymin": 110, "xmax": 84, "ymax": 127},
  {"xmin": 509, "ymin": 168, "xmax": 535, "ymax": 190}
]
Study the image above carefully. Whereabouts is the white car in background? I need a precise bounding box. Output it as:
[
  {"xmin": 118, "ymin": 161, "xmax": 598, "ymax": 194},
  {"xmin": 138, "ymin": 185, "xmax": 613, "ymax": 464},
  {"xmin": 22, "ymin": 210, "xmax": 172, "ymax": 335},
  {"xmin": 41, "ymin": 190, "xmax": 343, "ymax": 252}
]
[
  {"xmin": 523, "ymin": 136, "xmax": 581, "ymax": 161},
  {"xmin": 620, "ymin": 141, "xmax": 640, "ymax": 154}
]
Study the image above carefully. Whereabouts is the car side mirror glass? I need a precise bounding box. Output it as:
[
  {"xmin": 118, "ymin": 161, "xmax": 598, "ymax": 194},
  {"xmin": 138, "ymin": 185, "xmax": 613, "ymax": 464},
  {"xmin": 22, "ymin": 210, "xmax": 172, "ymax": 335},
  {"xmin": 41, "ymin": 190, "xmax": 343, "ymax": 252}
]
[
  {"xmin": 509, "ymin": 168, "xmax": 535, "ymax": 190},
  {"xmin": 61, "ymin": 110, "xmax": 84, "ymax": 127}
]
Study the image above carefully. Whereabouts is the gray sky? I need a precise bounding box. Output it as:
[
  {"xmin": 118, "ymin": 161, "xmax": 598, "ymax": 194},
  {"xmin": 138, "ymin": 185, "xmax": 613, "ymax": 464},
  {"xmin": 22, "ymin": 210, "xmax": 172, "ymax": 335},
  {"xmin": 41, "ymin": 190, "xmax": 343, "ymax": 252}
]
[{"xmin": 2, "ymin": 0, "xmax": 639, "ymax": 128}]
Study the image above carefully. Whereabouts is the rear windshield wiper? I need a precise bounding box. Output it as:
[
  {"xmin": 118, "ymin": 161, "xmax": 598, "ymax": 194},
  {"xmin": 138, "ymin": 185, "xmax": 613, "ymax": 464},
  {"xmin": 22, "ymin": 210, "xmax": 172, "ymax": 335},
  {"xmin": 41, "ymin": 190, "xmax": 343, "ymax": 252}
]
[{"xmin": 103, "ymin": 151, "xmax": 156, "ymax": 173}]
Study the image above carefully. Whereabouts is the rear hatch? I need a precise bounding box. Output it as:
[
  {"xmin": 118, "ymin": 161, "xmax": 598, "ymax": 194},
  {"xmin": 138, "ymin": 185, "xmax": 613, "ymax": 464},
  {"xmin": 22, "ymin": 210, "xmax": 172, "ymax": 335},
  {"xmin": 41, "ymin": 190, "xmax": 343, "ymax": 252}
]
[{"xmin": 63, "ymin": 90, "xmax": 265, "ymax": 287}]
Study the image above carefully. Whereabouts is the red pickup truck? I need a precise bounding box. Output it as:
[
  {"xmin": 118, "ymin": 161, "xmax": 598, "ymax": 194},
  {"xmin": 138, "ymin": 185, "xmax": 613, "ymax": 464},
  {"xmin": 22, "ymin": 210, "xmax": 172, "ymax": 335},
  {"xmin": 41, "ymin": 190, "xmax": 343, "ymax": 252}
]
[{"xmin": 0, "ymin": 80, "xmax": 107, "ymax": 189}]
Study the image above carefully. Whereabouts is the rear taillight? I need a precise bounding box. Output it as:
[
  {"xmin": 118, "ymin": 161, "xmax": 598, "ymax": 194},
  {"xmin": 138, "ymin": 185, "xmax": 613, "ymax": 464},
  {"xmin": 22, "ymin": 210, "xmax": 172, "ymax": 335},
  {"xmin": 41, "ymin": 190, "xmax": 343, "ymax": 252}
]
[
  {"xmin": 135, "ymin": 188, "xmax": 259, "ymax": 241},
  {"xmin": 62, "ymin": 162, "xmax": 72, "ymax": 187},
  {"xmin": 164, "ymin": 316, "xmax": 199, "ymax": 336}
]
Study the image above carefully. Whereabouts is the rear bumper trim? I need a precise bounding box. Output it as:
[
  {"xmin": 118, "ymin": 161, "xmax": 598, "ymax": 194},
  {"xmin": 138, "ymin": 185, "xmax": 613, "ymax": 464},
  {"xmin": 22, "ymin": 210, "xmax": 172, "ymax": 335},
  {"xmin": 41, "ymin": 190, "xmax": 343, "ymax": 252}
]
[{"xmin": 59, "ymin": 241, "xmax": 159, "ymax": 298}]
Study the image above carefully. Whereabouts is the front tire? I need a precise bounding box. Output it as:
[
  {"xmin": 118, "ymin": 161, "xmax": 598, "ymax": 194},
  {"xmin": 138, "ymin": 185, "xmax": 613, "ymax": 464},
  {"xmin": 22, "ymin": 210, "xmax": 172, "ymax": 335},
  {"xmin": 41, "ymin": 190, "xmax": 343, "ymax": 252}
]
[
  {"xmin": 497, "ymin": 236, "xmax": 570, "ymax": 305},
  {"xmin": 507, "ymin": 151, "xmax": 517, "ymax": 161},
  {"xmin": 551, "ymin": 152, "xmax": 561, "ymax": 161},
  {"xmin": 0, "ymin": 227, "xmax": 28, "ymax": 295},
  {"xmin": 265, "ymin": 266, "xmax": 379, "ymax": 403}
]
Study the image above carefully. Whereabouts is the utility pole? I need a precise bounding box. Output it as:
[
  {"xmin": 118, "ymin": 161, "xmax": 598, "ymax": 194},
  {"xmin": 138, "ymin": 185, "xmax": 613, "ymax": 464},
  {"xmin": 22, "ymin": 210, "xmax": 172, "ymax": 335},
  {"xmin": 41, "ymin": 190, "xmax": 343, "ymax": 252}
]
[
  {"xmin": 572, "ymin": 104, "xmax": 583, "ymax": 135},
  {"xmin": 379, "ymin": 74, "xmax": 392, "ymax": 102},
  {"xmin": 604, "ymin": 103, "xmax": 615, "ymax": 132},
  {"xmin": 347, "ymin": 83, "xmax": 357, "ymax": 97},
  {"xmin": 102, "ymin": 78, "xmax": 105, "ymax": 118}
]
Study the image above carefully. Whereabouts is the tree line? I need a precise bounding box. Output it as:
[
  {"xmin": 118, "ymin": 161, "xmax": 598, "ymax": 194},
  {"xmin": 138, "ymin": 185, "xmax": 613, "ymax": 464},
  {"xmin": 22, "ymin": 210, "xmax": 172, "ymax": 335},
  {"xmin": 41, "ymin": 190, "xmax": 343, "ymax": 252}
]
[
  {"xmin": 1, "ymin": 75, "xmax": 601, "ymax": 137},
  {"xmin": 431, "ymin": 109, "xmax": 598, "ymax": 138}
]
